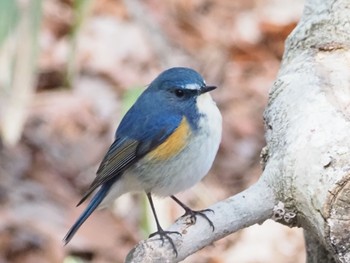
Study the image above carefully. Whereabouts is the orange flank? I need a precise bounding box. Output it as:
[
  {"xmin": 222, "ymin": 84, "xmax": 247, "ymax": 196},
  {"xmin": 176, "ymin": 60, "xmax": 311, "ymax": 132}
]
[{"xmin": 147, "ymin": 117, "xmax": 191, "ymax": 161}]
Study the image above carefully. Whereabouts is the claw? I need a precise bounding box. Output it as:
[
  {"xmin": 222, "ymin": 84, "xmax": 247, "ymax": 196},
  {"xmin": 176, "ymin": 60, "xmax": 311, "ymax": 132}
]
[
  {"xmin": 170, "ymin": 195, "xmax": 215, "ymax": 231},
  {"xmin": 149, "ymin": 229, "xmax": 181, "ymax": 256},
  {"xmin": 147, "ymin": 193, "xmax": 181, "ymax": 256},
  {"xmin": 182, "ymin": 208, "xmax": 215, "ymax": 231}
]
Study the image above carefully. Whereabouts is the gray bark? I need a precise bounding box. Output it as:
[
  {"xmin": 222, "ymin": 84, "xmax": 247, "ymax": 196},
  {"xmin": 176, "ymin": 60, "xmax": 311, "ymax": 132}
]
[
  {"xmin": 265, "ymin": 0, "xmax": 350, "ymax": 261},
  {"xmin": 304, "ymin": 230, "xmax": 337, "ymax": 263}
]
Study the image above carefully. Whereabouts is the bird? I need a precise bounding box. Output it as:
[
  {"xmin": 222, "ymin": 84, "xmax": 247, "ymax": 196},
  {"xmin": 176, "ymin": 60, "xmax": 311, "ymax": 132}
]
[{"xmin": 63, "ymin": 67, "xmax": 222, "ymax": 254}]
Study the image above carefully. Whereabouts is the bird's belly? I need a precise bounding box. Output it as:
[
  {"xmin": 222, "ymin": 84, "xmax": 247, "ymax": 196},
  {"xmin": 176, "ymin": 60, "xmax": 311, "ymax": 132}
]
[{"xmin": 132, "ymin": 138, "xmax": 211, "ymax": 196}]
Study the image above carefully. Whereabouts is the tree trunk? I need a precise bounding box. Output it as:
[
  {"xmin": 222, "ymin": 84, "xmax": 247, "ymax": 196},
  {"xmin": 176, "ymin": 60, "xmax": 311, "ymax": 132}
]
[
  {"xmin": 264, "ymin": 0, "xmax": 350, "ymax": 261},
  {"xmin": 125, "ymin": 0, "xmax": 350, "ymax": 261},
  {"xmin": 304, "ymin": 230, "xmax": 337, "ymax": 263}
]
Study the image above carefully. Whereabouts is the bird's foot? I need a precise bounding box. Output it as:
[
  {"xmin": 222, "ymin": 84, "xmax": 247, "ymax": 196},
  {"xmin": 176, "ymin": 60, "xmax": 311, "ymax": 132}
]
[
  {"xmin": 182, "ymin": 208, "xmax": 215, "ymax": 231},
  {"xmin": 149, "ymin": 228, "xmax": 181, "ymax": 256}
]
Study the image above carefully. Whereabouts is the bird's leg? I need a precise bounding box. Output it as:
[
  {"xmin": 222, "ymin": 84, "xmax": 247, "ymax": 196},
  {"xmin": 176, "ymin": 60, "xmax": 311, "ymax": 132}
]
[
  {"xmin": 146, "ymin": 193, "xmax": 181, "ymax": 255},
  {"xmin": 171, "ymin": 195, "xmax": 215, "ymax": 231}
]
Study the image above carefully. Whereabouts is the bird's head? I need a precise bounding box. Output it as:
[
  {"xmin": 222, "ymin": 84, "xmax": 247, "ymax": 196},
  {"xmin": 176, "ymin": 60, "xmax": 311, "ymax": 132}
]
[{"xmin": 146, "ymin": 67, "xmax": 217, "ymax": 114}]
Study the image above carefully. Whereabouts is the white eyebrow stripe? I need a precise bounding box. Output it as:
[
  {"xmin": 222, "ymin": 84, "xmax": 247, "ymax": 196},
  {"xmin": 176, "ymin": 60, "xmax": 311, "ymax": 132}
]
[{"xmin": 184, "ymin": 83, "xmax": 201, "ymax": 90}]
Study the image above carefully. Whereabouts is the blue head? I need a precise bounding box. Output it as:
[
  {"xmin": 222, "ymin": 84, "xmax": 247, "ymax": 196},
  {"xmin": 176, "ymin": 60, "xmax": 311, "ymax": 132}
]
[
  {"xmin": 147, "ymin": 67, "xmax": 215, "ymax": 99},
  {"xmin": 142, "ymin": 67, "xmax": 216, "ymax": 126}
]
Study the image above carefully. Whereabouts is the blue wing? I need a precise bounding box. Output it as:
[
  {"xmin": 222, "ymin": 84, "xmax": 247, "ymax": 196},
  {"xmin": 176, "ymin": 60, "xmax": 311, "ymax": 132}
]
[
  {"xmin": 63, "ymin": 100, "xmax": 182, "ymax": 244},
  {"xmin": 77, "ymin": 104, "xmax": 182, "ymax": 205}
]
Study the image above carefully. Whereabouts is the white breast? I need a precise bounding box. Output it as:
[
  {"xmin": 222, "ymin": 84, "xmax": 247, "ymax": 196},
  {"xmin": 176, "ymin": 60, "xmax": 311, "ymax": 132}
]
[
  {"xmin": 192, "ymin": 93, "xmax": 222, "ymax": 180},
  {"xmin": 150, "ymin": 93, "xmax": 222, "ymax": 196},
  {"xmin": 196, "ymin": 93, "xmax": 222, "ymax": 141}
]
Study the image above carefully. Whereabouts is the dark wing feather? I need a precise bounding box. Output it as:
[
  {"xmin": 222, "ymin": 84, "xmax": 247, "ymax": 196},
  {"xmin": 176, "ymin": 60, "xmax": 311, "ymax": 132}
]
[{"xmin": 77, "ymin": 128, "xmax": 169, "ymax": 206}]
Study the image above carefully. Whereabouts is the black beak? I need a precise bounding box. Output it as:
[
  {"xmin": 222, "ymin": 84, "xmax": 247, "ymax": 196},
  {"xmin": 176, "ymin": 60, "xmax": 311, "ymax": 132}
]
[{"xmin": 200, "ymin": 85, "xmax": 217, "ymax": 94}]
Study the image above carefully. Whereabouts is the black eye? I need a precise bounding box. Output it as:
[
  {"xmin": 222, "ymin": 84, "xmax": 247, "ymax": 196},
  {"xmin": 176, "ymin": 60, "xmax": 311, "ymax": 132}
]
[{"xmin": 174, "ymin": 89, "xmax": 184, "ymax": 98}]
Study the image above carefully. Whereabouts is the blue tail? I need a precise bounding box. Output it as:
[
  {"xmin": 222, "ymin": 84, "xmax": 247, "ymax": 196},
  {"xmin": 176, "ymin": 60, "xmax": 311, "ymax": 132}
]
[{"xmin": 63, "ymin": 182, "xmax": 112, "ymax": 244}]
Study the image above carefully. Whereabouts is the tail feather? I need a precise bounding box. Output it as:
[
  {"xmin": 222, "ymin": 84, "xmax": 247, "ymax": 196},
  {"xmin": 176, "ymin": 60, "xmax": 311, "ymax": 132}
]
[{"xmin": 63, "ymin": 183, "xmax": 112, "ymax": 244}]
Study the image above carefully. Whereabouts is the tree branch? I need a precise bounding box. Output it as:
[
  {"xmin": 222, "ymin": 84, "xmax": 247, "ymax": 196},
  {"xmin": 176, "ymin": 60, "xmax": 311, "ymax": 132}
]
[{"xmin": 125, "ymin": 177, "xmax": 276, "ymax": 262}]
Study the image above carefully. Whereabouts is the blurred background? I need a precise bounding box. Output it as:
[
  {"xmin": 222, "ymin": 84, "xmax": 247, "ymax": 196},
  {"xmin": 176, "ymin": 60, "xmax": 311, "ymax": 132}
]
[{"xmin": 0, "ymin": 0, "xmax": 306, "ymax": 262}]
